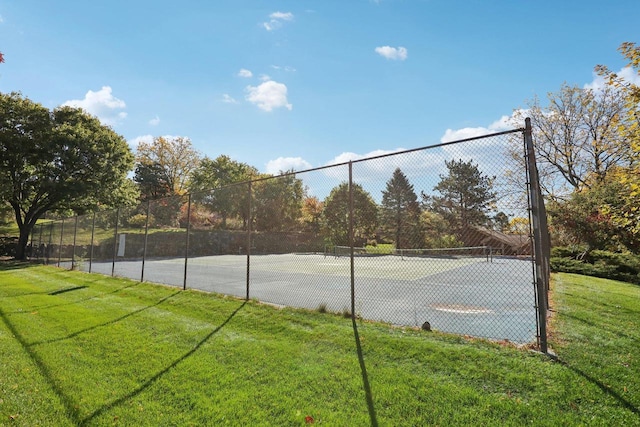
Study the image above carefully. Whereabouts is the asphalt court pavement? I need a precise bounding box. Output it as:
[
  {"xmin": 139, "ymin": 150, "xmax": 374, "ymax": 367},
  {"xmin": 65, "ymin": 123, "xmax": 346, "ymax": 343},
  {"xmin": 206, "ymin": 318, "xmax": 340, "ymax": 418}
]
[{"xmin": 79, "ymin": 253, "xmax": 537, "ymax": 343}]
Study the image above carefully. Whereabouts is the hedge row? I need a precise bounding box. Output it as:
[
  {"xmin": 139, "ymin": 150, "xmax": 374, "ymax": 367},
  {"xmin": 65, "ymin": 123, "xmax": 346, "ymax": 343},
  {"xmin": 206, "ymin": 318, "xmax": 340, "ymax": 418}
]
[{"xmin": 550, "ymin": 246, "xmax": 640, "ymax": 285}]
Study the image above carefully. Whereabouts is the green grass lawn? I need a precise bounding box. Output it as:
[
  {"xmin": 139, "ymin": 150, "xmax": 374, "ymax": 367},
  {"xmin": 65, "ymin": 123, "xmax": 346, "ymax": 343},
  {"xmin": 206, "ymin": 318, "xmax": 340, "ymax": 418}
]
[{"xmin": 1, "ymin": 264, "xmax": 639, "ymax": 426}]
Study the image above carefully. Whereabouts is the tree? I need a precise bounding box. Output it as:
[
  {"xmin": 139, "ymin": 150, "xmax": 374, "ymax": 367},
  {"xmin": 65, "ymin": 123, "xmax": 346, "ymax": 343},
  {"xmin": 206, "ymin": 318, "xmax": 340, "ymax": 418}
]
[
  {"xmin": 300, "ymin": 196, "xmax": 323, "ymax": 234},
  {"xmin": 253, "ymin": 173, "xmax": 305, "ymax": 232},
  {"xmin": 135, "ymin": 136, "xmax": 200, "ymax": 195},
  {"xmin": 492, "ymin": 212, "xmax": 510, "ymax": 232},
  {"xmin": 133, "ymin": 161, "xmax": 173, "ymax": 201},
  {"xmin": 423, "ymin": 159, "xmax": 496, "ymax": 235},
  {"xmin": 516, "ymin": 83, "xmax": 628, "ymax": 198},
  {"xmin": 420, "ymin": 210, "xmax": 463, "ymax": 249},
  {"xmin": 322, "ymin": 182, "xmax": 378, "ymax": 246},
  {"xmin": 0, "ymin": 92, "xmax": 135, "ymax": 259},
  {"xmin": 508, "ymin": 217, "xmax": 530, "ymax": 234},
  {"xmin": 547, "ymin": 176, "xmax": 639, "ymax": 251},
  {"xmin": 596, "ymin": 42, "xmax": 640, "ymax": 150},
  {"xmin": 379, "ymin": 168, "xmax": 423, "ymax": 249},
  {"xmin": 595, "ymin": 42, "xmax": 640, "ymax": 248},
  {"xmin": 189, "ymin": 155, "xmax": 258, "ymax": 229},
  {"xmin": 0, "ymin": 52, "xmax": 4, "ymax": 63}
]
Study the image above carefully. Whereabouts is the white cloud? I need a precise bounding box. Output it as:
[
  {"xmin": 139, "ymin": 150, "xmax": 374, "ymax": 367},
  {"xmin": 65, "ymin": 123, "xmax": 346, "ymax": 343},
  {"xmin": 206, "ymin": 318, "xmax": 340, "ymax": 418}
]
[
  {"xmin": 149, "ymin": 115, "xmax": 160, "ymax": 126},
  {"xmin": 323, "ymin": 148, "xmax": 434, "ymax": 182},
  {"xmin": 259, "ymin": 74, "xmax": 271, "ymax": 82},
  {"xmin": 271, "ymin": 65, "xmax": 296, "ymax": 72},
  {"xmin": 62, "ymin": 86, "xmax": 127, "ymax": 126},
  {"xmin": 222, "ymin": 94, "xmax": 239, "ymax": 104},
  {"xmin": 440, "ymin": 111, "xmax": 526, "ymax": 143},
  {"xmin": 584, "ymin": 66, "xmax": 640, "ymax": 92},
  {"xmin": 325, "ymin": 149, "xmax": 403, "ymax": 166},
  {"xmin": 440, "ymin": 127, "xmax": 493, "ymax": 143},
  {"xmin": 619, "ymin": 67, "xmax": 640, "ymax": 85},
  {"xmin": 375, "ymin": 46, "xmax": 408, "ymax": 61},
  {"xmin": 265, "ymin": 157, "xmax": 312, "ymax": 174},
  {"xmin": 263, "ymin": 11, "xmax": 294, "ymax": 31},
  {"xmin": 0, "ymin": 14, "xmax": 4, "ymax": 23},
  {"xmin": 270, "ymin": 11, "xmax": 294, "ymax": 21},
  {"xmin": 238, "ymin": 68, "xmax": 253, "ymax": 78},
  {"xmin": 245, "ymin": 80, "xmax": 292, "ymax": 112}
]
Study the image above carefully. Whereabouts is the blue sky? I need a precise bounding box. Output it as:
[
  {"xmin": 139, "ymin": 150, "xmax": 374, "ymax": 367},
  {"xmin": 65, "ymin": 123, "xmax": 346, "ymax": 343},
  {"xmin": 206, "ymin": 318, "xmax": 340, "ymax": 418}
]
[{"xmin": 1, "ymin": 0, "xmax": 638, "ymax": 175}]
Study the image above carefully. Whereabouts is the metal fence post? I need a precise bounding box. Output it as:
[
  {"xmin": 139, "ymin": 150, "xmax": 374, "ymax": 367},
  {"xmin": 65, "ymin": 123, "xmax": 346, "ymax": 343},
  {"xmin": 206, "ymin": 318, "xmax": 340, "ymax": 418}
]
[
  {"xmin": 71, "ymin": 215, "xmax": 78, "ymax": 270},
  {"xmin": 246, "ymin": 181, "xmax": 252, "ymax": 301},
  {"xmin": 183, "ymin": 194, "xmax": 192, "ymax": 291},
  {"xmin": 47, "ymin": 221, "xmax": 54, "ymax": 265},
  {"xmin": 524, "ymin": 118, "xmax": 548, "ymax": 353},
  {"xmin": 141, "ymin": 200, "xmax": 150, "ymax": 282},
  {"xmin": 57, "ymin": 218, "xmax": 64, "ymax": 268},
  {"xmin": 349, "ymin": 161, "xmax": 355, "ymax": 318},
  {"xmin": 89, "ymin": 212, "xmax": 96, "ymax": 273},
  {"xmin": 37, "ymin": 223, "xmax": 44, "ymax": 262},
  {"xmin": 112, "ymin": 208, "xmax": 119, "ymax": 277}
]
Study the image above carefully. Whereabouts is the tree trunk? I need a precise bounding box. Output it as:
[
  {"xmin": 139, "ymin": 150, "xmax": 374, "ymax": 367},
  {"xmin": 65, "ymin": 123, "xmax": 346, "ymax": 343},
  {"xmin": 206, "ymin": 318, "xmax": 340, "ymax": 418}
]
[{"xmin": 15, "ymin": 222, "xmax": 34, "ymax": 260}]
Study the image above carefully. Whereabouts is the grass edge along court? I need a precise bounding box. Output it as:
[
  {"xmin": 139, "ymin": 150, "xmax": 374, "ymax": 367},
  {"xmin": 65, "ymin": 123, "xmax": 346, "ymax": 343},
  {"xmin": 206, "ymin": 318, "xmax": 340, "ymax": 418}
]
[{"xmin": 1, "ymin": 263, "xmax": 639, "ymax": 426}]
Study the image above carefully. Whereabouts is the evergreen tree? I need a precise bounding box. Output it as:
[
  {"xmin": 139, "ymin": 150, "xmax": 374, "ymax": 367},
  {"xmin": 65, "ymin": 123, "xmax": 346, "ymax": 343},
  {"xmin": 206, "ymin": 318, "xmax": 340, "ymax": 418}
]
[
  {"xmin": 424, "ymin": 159, "xmax": 496, "ymax": 235},
  {"xmin": 379, "ymin": 168, "xmax": 423, "ymax": 249}
]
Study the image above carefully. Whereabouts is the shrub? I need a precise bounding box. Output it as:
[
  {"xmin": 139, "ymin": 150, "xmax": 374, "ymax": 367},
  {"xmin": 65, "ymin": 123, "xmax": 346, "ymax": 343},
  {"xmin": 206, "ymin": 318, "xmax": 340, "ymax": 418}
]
[
  {"xmin": 551, "ymin": 246, "xmax": 640, "ymax": 284},
  {"xmin": 128, "ymin": 213, "xmax": 153, "ymax": 228}
]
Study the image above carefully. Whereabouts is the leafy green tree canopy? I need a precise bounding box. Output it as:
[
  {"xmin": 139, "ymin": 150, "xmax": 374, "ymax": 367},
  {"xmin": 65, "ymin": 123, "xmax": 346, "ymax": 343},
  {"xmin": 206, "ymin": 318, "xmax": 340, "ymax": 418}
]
[
  {"xmin": 133, "ymin": 161, "xmax": 173, "ymax": 201},
  {"xmin": 189, "ymin": 155, "xmax": 258, "ymax": 229},
  {"xmin": 0, "ymin": 92, "xmax": 135, "ymax": 259},
  {"xmin": 323, "ymin": 182, "xmax": 378, "ymax": 246},
  {"xmin": 253, "ymin": 172, "xmax": 305, "ymax": 232}
]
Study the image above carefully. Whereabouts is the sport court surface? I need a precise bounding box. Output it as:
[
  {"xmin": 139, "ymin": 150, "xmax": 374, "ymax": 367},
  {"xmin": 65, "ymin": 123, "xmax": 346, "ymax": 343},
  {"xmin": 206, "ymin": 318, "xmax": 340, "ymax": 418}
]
[{"xmin": 80, "ymin": 252, "xmax": 537, "ymax": 343}]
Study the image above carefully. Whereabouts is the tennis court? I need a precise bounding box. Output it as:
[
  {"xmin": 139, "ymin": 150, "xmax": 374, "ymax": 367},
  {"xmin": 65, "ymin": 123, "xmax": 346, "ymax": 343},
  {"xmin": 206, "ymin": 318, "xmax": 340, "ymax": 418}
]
[{"xmin": 80, "ymin": 251, "xmax": 537, "ymax": 343}]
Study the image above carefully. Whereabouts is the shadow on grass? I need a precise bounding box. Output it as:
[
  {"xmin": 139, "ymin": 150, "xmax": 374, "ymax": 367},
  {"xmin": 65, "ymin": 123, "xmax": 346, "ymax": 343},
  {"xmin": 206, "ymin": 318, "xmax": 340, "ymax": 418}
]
[
  {"xmin": 5, "ymin": 281, "xmax": 141, "ymax": 310},
  {"xmin": 0, "ymin": 297, "xmax": 246, "ymax": 426},
  {"xmin": 562, "ymin": 291, "xmax": 640, "ymax": 317},
  {"xmin": 0, "ymin": 305, "xmax": 82, "ymax": 424},
  {"xmin": 79, "ymin": 300, "xmax": 247, "ymax": 426},
  {"xmin": 351, "ymin": 316, "xmax": 379, "ymax": 427},
  {"xmin": 558, "ymin": 310, "xmax": 639, "ymax": 342},
  {"xmin": 555, "ymin": 357, "xmax": 639, "ymax": 416},
  {"xmin": 29, "ymin": 290, "xmax": 181, "ymax": 347},
  {"xmin": 48, "ymin": 285, "xmax": 89, "ymax": 295},
  {"xmin": 0, "ymin": 259, "xmax": 38, "ymax": 271}
]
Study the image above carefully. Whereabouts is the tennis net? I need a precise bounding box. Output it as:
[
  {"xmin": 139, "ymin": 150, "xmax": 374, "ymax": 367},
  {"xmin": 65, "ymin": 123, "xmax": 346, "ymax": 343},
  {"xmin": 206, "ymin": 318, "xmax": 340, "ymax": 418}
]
[
  {"xmin": 324, "ymin": 245, "xmax": 493, "ymax": 261},
  {"xmin": 394, "ymin": 246, "xmax": 492, "ymax": 261}
]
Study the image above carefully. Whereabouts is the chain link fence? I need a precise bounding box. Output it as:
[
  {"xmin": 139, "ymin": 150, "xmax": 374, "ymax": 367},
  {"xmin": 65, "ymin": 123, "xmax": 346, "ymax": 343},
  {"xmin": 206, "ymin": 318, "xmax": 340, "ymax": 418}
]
[{"xmin": 29, "ymin": 123, "xmax": 550, "ymax": 348}]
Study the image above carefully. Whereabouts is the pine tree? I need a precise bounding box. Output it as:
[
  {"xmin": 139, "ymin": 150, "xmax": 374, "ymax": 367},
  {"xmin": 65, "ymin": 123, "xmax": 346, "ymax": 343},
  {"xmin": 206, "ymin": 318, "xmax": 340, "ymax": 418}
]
[
  {"xmin": 425, "ymin": 159, "xmax": 496, "ymax": 234},
  {"xmin": 380, "ymin": 168, "xmax": 423, "ymax": 249}
]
